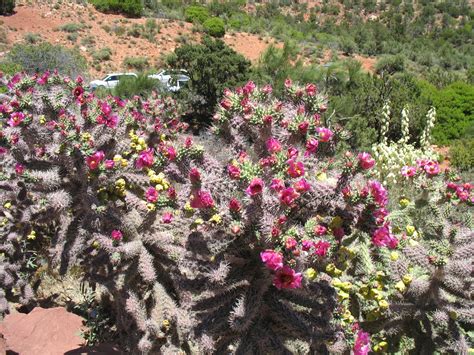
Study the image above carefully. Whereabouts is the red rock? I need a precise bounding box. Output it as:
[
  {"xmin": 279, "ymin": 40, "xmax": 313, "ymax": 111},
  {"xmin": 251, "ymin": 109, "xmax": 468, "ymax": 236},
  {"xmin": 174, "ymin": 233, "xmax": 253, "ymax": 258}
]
[{"xmin": 0, "ymin": 307, "xmax": 85, "ymax": 355}]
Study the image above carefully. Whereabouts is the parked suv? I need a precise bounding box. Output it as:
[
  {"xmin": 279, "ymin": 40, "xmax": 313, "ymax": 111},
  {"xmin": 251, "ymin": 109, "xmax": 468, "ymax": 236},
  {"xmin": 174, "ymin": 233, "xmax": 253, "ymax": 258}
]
[
  {"xmin": 89, "ymin": 73, "xmax": 138, "ymax": 90},
  {"xmin": 148, "ymin": 69, "xmax": 190, "ymax": 92}
]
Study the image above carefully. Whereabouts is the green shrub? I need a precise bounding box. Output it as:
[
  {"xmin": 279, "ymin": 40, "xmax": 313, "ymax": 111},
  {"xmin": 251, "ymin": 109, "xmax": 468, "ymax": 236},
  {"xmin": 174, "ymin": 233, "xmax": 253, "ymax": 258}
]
[
  {"xmin": 23, "ymin": 33, "xmax": 42, "ymax": 44},
  {"xmin": 167, "ymin": 36, "xmax": 250, "ymax": 123},
  {"xmin": 0, "ymin": 0, "xmax": 15, "ymax": 15},
  {"xmin": 58, "ymin": 23, "xmax": 86, "ymax": 33},
  {"xmin": 184, "ymin": 5, "xmax": 210, "ymax": 24},
  {"xmin": 375, "ymin": 54, "xmax": 406, "ymax": 75},
  {"xmin": 203, "ymin": 17, "xmax": 225, "ymax": 38},
  {"xmin": 123, "ymin": 56, "xmax": 149, "ymax": 70},
  {"xmin": 6, "ymin": 43, "xmax": 87, "ymax": 78},
  {"xmin": 88, "ymin": 0, "xmax": 143, "ymax": 17},
  {"xmin": 114, "ymin": 74, "xmax": 164, "ymax": 98},
  {"xmin": 450, "ymin": 139, "xmax": 474, "ymax": 171},
  {"xmin": 92, "ymin": 47, "xmax": 112, "ymax": 62},
  {"xmin": 0, "ymin": 61, "xmax": 22, "ymax": 76}
]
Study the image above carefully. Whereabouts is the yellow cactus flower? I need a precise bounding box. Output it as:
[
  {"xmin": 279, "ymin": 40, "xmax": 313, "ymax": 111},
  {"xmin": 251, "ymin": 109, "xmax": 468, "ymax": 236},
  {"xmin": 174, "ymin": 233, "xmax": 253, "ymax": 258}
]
[
  {"xmin": 316, "ymin": 172, "xmax": 327, "ymax": 181},
  {"xmin": 390, "ymin": 251, "xmax": 399, "ymax": 261},
  {"xmin": 194, "ymin": 218, "xmax": 204, "ymax": 225},
  {"xmin": 402, "ymin": 274, "xmax": 412, "ymax": 285},
  {"xmin": 378, "ymin": 299, "xmax": 389, "ymax": 309},
  {"xmin": 209, "ymin": 214, "xmax": 222, "ymax": 224},
  {"xmin": 395, "ymin": 280, "xmax": 406, "ymax": 292},
  {"xmin": 121, "ymin": 159, "xmax": 128, "ymax": 168},
  {"xmin": 337, "ymin": 290, "xmax": 349, "ymax": 300},
  {"xmin": 113, "ymin": 154, "xmax": 122, "ymax": 163},
  {"xmin": 3, "ymin": 202, "xmax": 12, "ymax": 209},
  {"xmin": 92, "ymin": 240, "xmax": 100, "ymax": 248},
  {"xmin": 305, "ymin": 268, "xmax": 318, "ymax": 280},
  {"xmin": 146, "ymin": 203, "xmax": 156, "ymax": 211},
  {"xmin": 399, "ymin": 198, "xmax": 410, "ymax": 208},
  {"xmin": 39, "ymin": 115, "xmax": 46, "ymax": 124},
  {"xmin": 331, "ymin": 278, "xmax": 342, "ymax": 287},
  {"xmin": 406, "ymin": 225, "xmax": 416, "ymax": 236},
  {"xmin": 27, "ymin": 230, "xmax": 36, "ymax": 240}
]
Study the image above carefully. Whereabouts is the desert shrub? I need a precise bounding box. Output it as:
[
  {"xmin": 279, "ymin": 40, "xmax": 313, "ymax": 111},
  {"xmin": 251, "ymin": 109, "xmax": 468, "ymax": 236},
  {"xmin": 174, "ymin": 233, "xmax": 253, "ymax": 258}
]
[
  {"xmin": 88, "ymin": 0, "xmax": 143, "ymax": 17},
  {"xmin": 0, "ymin": 0, "xmax": 15, "ymax": 15},
  {"xmin": 6, "ymin": 43, "xmax": 87, "ymax": 78},
  {"xmin": 450, "ymin": 139, "xmax": 474, "ymax": 171},
  {"xmin": 23, "ymin": 33, "xmax": 42, "ymax": 44},
  {"xmin": 0, "ymin": 61, "xmax": 22, "ymax": 76},
  {"xmin": 167, "ymin": 36, "xmax": 250, "ymax": 123},
  {"xmin": 375, "ymin": 54, "xmax": 406, "ymax": 75},
  {"xmin": 122, "ymin": 56, "xmax": 149, "ymax": 70},
  {"xmin": 92, "ymin": 47, "xmax": 112, "ymax": 62},
  {"xmin": 58, "ymin": 22, "xmax": 86, "ymax": 33},
  {"xmin": 114, "ymin": 74, "xmax": 164, "ymax": 98},
  {"xmin": 184, "ymin": 5, "xmax": 210, "ymax": 24},
  {"xmin": 202, "ymin": 17, "xmax": 225, "ymax": 38}
]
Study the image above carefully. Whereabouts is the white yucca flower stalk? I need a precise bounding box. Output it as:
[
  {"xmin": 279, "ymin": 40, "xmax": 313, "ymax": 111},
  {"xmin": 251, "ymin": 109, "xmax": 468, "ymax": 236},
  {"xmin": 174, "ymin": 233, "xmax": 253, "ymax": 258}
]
[
  {"xmin": 380, "ymin": 101, "xmax": 391, "ymax": 144},
  {"xmin": 399, "ymin": 105, "xmax": 410, "ymax": 144},
  {"xmin": 420, "ymin": 106, "xmax": 436, "ymax": 148}
]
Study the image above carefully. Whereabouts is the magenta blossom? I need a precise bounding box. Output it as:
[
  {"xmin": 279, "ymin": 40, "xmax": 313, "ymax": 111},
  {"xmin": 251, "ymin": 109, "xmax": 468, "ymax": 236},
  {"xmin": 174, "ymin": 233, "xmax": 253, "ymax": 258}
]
[
  {"xmin": 220, "ymin": 98, "xmax": 232, "ymax": 110},
  {"xmin": 111, "ymin": 230, "xmax": 123, "ymax": 242},
  {"xmin": 260, "ymin": 250, "xmax": 283, "ymax": 270},
  {"xmin": 228, "ymin": 198, "xmax": 242, "ymax": 212},
  {"xmin": 285, "ymin": 237, "xmax": 297, "ymax": 250},
  {"xmin": 135, "ymin": 149, "xmax": 154, "ymax": 169},
  {"xmin": 313, "ymin": 240, "xmax": 331, "ymax": 256},
  {"xmin": 302, "ymin": 240, "xmax": 313, "ymax": 251},
  {"xmin": 314, "ymin": 225, "xmax": 327, "ymax": 236},
  {"xmin": 15, "ymin": 163, "xmax": 25, "ymax": 175},
  {"xmin": 367, "ymin": 180, "xmax": 388, "ymax": 207},
  {"xmin": 104, "ymin": 159, "xmax": 115, "ymax": 169},
  {"xmin": 424, "ymin": 160, "xmax": 440, "ymax": 176},
  {"xmin": 354, "ymin": 330, "xmax": 371, "ymax": 355},
  {"xmin": 294, "ymin": 178, "xmax": 311, "ymax": 193},
  {"xmin": 262, "ymin": 84, "xmax": 273, "ymax": 94},
  {"xmin": 266, "ymin": 137, "xmax": 282, "ymax": 153},
  {"xmin": 317, "ymin": 127, "xmax": 333, "ymax": 142},
  {"xmin": 189, "ymin": 168, "xmax": 201, "ymax": 183},
  {"xmin": 162, "ymin": 212, "xmax": 173, "ymax": 224},
  {"xmin": 227, "ymin": 165, "xmax": 241, "ymax": 179},
  {"xmin": 7, "ymin": 112, "xmax": 26, "ymax": 127},
  {"xmin": 305, "ymin": 83, "xmax": 317, "ymax": 96},
  {"xmin": 279, "ymin": 187, "xmax": 300, "ymax": 206},
  {"xmin": 145, "ymin": 187, "xmax": 159, "ymax": 203},
  {"xmin": 86, "ymin": 151, "xmax": 105, "ymax": 170},
  {"xmin": 273, "ymin": 266, "xmax": 302, "ymax": 289},
  {"xmin": 270, "ymin": 178, "xmax": 285, "ymax": 192},
  {"xmin": 304, "ymin": 137, "xmax": 319, "ymax": 157},
  {"xmin": 190, "ymin": 190, "xmax": 215, "ymax": 209},
  {"xmin": 358, "ymin": 152, "xmax": 375, "ymax": 170},
  {"xmin": 246, "ymin": 178, "xmax": 264, "ymax": 196},
  {"xmin": 287, "ymin": 160, "xmax": 305, "ymax": 178},
  {"xmin": 372, "ymin": 225, "xmax": 398, "ymax": 249},
  {"xmin": 401, "ymin": 166, "xmax": 417, "ymax": 177}
]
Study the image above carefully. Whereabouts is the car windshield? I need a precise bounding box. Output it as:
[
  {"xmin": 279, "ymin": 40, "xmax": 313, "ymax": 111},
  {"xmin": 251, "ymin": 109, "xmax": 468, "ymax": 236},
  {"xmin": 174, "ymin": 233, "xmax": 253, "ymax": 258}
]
[{"xmin": 101, "ymin": 75, "xmax": 110, "ymax": 81}]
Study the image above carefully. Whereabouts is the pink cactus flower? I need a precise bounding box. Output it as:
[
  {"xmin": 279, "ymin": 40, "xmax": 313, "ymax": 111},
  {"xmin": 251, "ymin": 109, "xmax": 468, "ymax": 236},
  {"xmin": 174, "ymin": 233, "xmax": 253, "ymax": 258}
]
[
  {"xmin": 243, "ymin": 81, "xmax": 256, "ymax": 95},
  {"xmin": 15, "ymin": 163, "xmax": 25, "ymax": 175},
  {"xmin": 189, "ymin": 168, "xmax": 201, "ymax": 183},
  {"xmin": 273, "ymin": 266, "xmax": 302, "ymax": 289},
  {"xmin": 287, "ymin": 147, "xmax": 299, "ymax": 159},
  {"xmin": 298, "ymin": 121, "xmax": 309, "ymax": 134},
  {"xmin": 220, "ymin": 98, "xmax": 232, "ymax": 110},
  {"xmin": 304, "ymin": 137, "xmax": 319, "ymax": 157},
  {"xmin": 111, "ymin": 230, "xmax": 123, "ymax": 242},
  {"xmin": 424, "ymin": 160, "xmax": 440, "ymax": 176},
  {"xmin": 246, "ymin": 178, "xmax": 264, "ymax": 196},
  {"xmin": 401, "ymin": 166, "xmax": 417, "ymax": 177},
  {"xmin": 145, "ymin": 187, "xmax": 159, "ymax": 203},
  {"xmin": 260, "ymin": 250, "xmax": 283, "ymax": 270},
  {"xmin": 262, "ymin": 84, "xmax": 273, "ymax": 94},
  {"xmin": 372, "ymin": 225, "xmax": 398, "ymax": 249},
  {"xmin": 228, "ymin": 198, "xmax": 242, "ymax": 212},
  {"xmin": 227, "ymin": 165, "xmax": 241, "ymax": 179},
  {"xmin": 317, "ymin": 127, "xmax": 333, "ymax": 142},
  {"xmin": 294, "ymin": 178, "xmax": 311, "ymax": 192},
  {"xmin": 287, "ymin": 160, "xmax": 305, "ymax": 178},
  {"xmin": 266, "ymin": 137, "xmax": 282, "ymax": 153},
  {"xmin": 354, "ymin": 330, "xmax": 371, "ymax": 355},
  {"xmin": 305, "ymin": 83, "xmax": 317, "ymax": 96},
  {"xmin": 358, "ymin": 152, "xmax": 375, "ymax": 170},
  {"xmin": 7, "ymin": 112, "xmax": 25, "ymax": 127},
  {"xmin": 279, "ymin": 187, "xmax": 300, "ymax": 206},
  {"xmin": 135, "ymin": 149, "xmax": 154, "ymax": 169},
  {"xmin": 104, "ymin": 160, "xmax": 115, "ymax": 169},
  {"xmin": 86, "ymin": 151, "xmax": 105, "ymax": 170},
  {"xmin": 162, "ymin": 212, "xmax": 173, "ymax": 224},
  {"xmin": 284, "ymin": 78, "xmax": 293, "ymax": 89},
  {"xmin": 314, "ymin": 225, "xmax": 327, "ymax": 236},
  {"xmin": 302, "ymin": 240, "xmax": 313, "ymax": 251},
  {"xmin": 367, "ymin": 180, "xmax": 388, "ymax": 207},
  {"xmin": 270, "ymin": 178, "xmax": 285, "ymax": 192},
  {"xmin": 165, "ymin": 146, "xmax": 177, "ymax": 161},
  {"xmin": 285, "ymin": 237, "xmax": 297, "ymax": 250},
  {"xmin": 190, "ymin": 190, "xmax": 215, "ymax": 209},
  {"xmin": 313, "ymin": 240, "xmax": 331, "ymax": 256}
]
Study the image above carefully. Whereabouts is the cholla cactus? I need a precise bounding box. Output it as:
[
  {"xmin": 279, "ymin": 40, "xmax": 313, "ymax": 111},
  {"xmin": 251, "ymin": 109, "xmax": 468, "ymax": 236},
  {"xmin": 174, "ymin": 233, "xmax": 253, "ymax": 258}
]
[
  {"xmin": 399, "ymin": 106, "xmax": 410, "ymax": 145},
  {"xmin": 0, "ymin": 72, "xmax": 190, "ymax": 351},
  {"xmin": 368, "ymin": 168, "xmax": 473, "ymax": 353}
]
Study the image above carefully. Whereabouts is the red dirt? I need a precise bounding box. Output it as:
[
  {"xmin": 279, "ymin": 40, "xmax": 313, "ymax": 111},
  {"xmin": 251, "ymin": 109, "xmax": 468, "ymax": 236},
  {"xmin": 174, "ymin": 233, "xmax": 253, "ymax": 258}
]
[{"xmin": 1, "ymin": 1, "xmax": 278, "ymax": 77}]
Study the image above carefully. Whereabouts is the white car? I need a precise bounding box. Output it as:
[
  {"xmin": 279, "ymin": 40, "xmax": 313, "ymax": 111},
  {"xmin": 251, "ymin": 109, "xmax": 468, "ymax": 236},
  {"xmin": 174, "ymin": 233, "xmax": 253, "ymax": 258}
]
[
  {"xmin": 89, "ymin": 73, "xmax": 138, "ymax": 90},
  {"xmin": 148, "ymin": 69, "xmax": 190, "ymax": 92}
]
